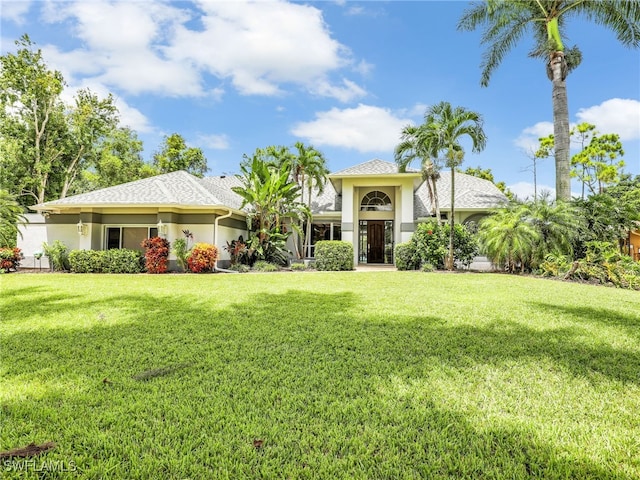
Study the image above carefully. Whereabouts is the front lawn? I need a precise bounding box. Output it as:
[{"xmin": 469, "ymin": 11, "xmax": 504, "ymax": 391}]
[{"xmin": 1, "ymin": 272, "xmax": 639, "ymax": 479}]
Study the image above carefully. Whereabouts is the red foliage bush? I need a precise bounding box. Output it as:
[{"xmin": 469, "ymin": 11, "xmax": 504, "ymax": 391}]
[
  {"xmin": 187, "ymin": 243, "xmax": 218, "ymax": 273},
  {"xmin": 0, "ymin": 247, "xmax": 21, "ymax": 272},
  {"xmin": 141, "ymin": 237, "xmax": 170, "ymax": 274}
]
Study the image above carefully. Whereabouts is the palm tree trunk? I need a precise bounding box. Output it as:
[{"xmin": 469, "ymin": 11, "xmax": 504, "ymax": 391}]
[
  {"xmin": 431, "ymin": 177, "xmax": 441, "ymax": 222},
  {"xmin": 448, "ymin": 167, "xmax": 455, "ymax": 270},
  {"xmin": 550, "ymin": 51, "xmax": 571, "ymax": 201}
]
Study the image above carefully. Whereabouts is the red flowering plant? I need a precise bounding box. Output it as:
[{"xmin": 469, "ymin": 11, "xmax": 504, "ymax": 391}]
[
  {"xmin": 187, "ymin": 243, "xmax": 218, "ymax": 273},
  {"xmin": 141, "ymin": 237, "xmax": 170, "ymax": 273},
  {"xmin": 0, "ymin": 247, "xmax": 21, "ymax": 272}
]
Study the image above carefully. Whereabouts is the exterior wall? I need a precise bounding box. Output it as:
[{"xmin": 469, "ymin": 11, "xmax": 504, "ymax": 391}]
[
  {"xmin": 17, "ymin": 214, "xmax": 51, "ymax": 268},
  {"xmin": 628, "ymin": 230, "xmax": 640, "ymax": 261},
  {"xmin": 339, "ymin": 177, "xmax": 415, "ymax": 264}
]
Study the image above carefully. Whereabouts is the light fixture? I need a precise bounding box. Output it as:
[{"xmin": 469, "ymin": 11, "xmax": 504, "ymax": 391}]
[
  {"xmin": 76, "ymin": 220, "xmax": 88, "ymax": 236},
  {"xmin": 157, "ymin": 220, "xmax": 168, "ymax": 236}
]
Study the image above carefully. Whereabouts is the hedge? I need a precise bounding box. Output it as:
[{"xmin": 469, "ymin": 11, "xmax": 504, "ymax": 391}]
[
  {"xmin": 69, "ymin": 249, "xmax": 144, "ymax": 274},
  {"xmin": 314, "ymin": 241, "xmax": 354, "ymax": 271}
]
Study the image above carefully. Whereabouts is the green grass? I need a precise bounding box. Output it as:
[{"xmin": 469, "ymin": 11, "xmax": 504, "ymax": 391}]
[{"xmin": 1, "ymin": 272, "xmax": 639, "ymax": 479}]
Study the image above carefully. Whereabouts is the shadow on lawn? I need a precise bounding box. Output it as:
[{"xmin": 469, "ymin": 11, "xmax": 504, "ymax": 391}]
[
  {"xmin": 531, "ymin": 301, "xmax": 640, "ymax": 341},
  {"xmin": 1, "ymin": 289, "xmax": 637, "ymax": 478}
]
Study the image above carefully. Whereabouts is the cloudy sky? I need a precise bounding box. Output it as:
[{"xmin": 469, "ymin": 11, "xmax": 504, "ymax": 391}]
[{"xmin": 2, "ymin": 0, "xmax": 639, "ymax": 199}]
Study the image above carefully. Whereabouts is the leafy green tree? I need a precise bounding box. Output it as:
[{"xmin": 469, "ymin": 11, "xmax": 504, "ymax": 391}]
[
  {"xmin": 0, "ymin": 35, "xmax": 66, "ymax": 205},
  {"xmin": 78, "ymin": 127, "xmax": 158, "ymax": 192},
  {"xmin": 395, "ymin": 123, "xmax": 442, "ymax": 221},
  {"xmin": 153, "ymin": 133, "xmax": 208, "ymax": 177},
  {"xmin": 459, "ymin": 1, "xmax": 640, "ymax": 202},
  {"xmin": 59, "ymin": 89, "xmax": 119, "ymax": 198},
  {"xmin": 571, "ymin": 130, "xmax": 625, "ymax": 197},
  {"xmin": 0, "ymin": 190, "xmax": 27, "ymax": 248},
  {"xmin": 423, "ymin": 101, "xmax": 487, "ymax": 270},
  {"xmin": 232, "ymin": 150, "xmax": 308, "ymax": 264}
]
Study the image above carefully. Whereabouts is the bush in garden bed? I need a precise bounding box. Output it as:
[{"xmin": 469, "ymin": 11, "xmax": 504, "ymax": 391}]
[
  {"xmin": 187, "ymin": 243, "xmax": 218, "ymax": 273},
  {"xmin": 69, "ymin": 249, "xmax": 144, "ymax": 274},
  {"xmin": 314, "ymin": 241, "xmax": 354, "ymax": 271},
  {"xmin": 141, "ymin": 237, "xmax": 170, "ymax": 274},
  {"xmin": 0, "ymin": 247, "xmax": 21, "ymax": 273}
]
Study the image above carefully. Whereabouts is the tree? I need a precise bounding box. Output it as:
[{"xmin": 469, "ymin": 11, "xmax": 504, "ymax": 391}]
[
  {"xmin": 291, "ymin": 142, "xmax": 329, "ymax": 258},
  {"xmin": 571, "ymin": 129, "xmax": 625, "ymax": 197},
  {"xmin": 0, "ymin": 190, "xmax": 27, "ymax": 248},
  {"xmin": 459, "ymin": 1, "xmax": 640, "ymax": 202},
  {"xmin": 0, "ymin": 35, "xmax": 66, "ymax": 205},
  {"xmin": 395, "ymin": 124, "xmax": 443, "ymax": 221},
  {"xmin": 153, "ymin": 133, "xmax": 208, "ymax": 177},
  {"xmin": 423, "ymin": 102, "xmax": 487, "ymax": 270},
  {"xmin": 232, "ymin": 149, "xmax": 308, "ymax": 264}
]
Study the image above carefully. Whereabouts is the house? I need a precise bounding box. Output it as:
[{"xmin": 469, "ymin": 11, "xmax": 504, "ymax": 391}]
[{"xmin": 19, "ymin": 159, "xmax": 507, "ymax": 269}]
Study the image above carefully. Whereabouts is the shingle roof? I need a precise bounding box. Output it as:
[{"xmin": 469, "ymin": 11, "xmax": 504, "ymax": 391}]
[
  {"xmin": 415, "ymin": 171, "xmax": 507, "ymax": 215},
  {"xmin": 330, "ymin": 159, "xmax": 418, "ymax": 176},
  {"xmin": 35, "ymin": 171, "xmax": 245, "ymax": 210}
]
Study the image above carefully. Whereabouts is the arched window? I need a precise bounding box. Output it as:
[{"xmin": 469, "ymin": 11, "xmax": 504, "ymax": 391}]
[{"xmin": 360, "ymin": 191, "xmax": 392, "ymax": 211}]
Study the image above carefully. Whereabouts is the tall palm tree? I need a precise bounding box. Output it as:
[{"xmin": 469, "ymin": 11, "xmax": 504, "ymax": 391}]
[
  {"xmin": 458, "ymin": 1, "xmax": 640, "ymax": 201},
  {"xmin": 395, "ymin": 124, "xmax": 442, "ymax": 221},
  {"xmin": 424, "ymin": 102, "xmax": 487, "ymax": 270},
  {"xmin": 291, "ymin": 142, "xmax": 329, "ymax": 258}
]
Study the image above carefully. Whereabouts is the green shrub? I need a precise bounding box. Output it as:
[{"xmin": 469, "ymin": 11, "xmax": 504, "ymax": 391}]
[
  {"xmin": 394, "ymin": 242, "xmax": 419, "ymax": 270},
  {"xmin": 314, "ymin": 241, "xmax": 354, "ymax": 271},
  {"xmin": 253, "ymin": 260, "xmax": 279, "ymax": 272},
  {"xmin": 413, "ymin": 220, "xmax": 478, "ymax": 269},
  {"xmin": 229, "ymin": 263, "xmax": 250, "ymax": 273},
  {"xmin": 43, "ymin": 240, "xmax": 70, "ymax": 272},
  {"xmin": 69, "ymin": 249, "xmax": 144, "ymax": 273},
  {"xmin": 0, "ymin": 247, "xmax": 21, "ymax": 273},
  {"xmin": 172, "ymin": 238, "xmax": 191, "ymax": 272},
  {"xmin": 421, "ymin": 263, "xmax": 435, "ymax": 272},
  {"xmin": 290, "ymin": 262, "xmax": 307, "ymax": 271},
  {"xmin": 69, "ymin": 250, "xmax": 106, "ymax": 273},
  {"xmin": 187, "ymin": 243, "xmax": 218, "ymax": 273},
  {"xmin": 104, "ymin": 249, "xmax": 144, "ymax": 274}
]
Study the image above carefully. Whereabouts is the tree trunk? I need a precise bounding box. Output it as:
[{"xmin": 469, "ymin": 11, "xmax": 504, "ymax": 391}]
[
  {"xmin": 447, "ymin": 167, "xmax": 455, "ymax": 270},
  {"xmin": 550, "ymin": 51, "xmax": 571, "ymax": 201},
  {"xmin": 431, "ymin": 176, "xmax": 441, "ymax": 222}
]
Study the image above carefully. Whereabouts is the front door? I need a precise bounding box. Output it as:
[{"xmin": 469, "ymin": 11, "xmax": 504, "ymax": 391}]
[{"xmin": 367, "ymin": 221, "xmax": 384, "ymax": 263}]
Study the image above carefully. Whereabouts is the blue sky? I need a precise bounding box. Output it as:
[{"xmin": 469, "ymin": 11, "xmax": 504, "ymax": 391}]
[{"xmin": 2, "ymin": 0, "xmax": 639, "ymax": 199}]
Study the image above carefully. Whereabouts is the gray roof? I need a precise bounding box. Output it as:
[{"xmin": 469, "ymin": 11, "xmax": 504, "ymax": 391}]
[
  {"xmin": 35, "ymin": 170, "xmax": 245, "ymax": 211},
  {"xmin": 331, "ymin": 159, "xmax": 418, "ymax": 176},
  {"xmin": 414, "ymin": 170, "xmax": 507, "ymax": 216}
]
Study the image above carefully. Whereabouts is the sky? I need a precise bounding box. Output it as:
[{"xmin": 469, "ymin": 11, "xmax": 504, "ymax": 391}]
[{"xmin": 1, "ymin": 0, "xmax": 639, "ymax": 199}]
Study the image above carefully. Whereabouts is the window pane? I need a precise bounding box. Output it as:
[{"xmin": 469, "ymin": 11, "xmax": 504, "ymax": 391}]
[
  {"xmin": 122, "ymin": 227, "xmax": 148, "ymax": 251},
  {"xmin": 149, "ymin": 227, "xmax": 158, "ymax": 238},
  {"xmin": 107, "ymin": 228, "xmax": 121, "ymax": 249},
  {"xmin": 332, "ymin": 224, "xmax": 342, "ymax": 241}
]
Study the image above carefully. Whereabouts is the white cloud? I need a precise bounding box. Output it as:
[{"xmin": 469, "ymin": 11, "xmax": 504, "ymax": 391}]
[
  {"xmin": 2, "ymin": 0, "xmax": 32, "ymax": 24},
  {"xmin": 33, "ymin": 0, "xmax": 365, "ymax": 101},
  {"xmin": 167, "ymin": 1, "xmax": 362, "ymax": 100},
  {"xmin": 196, "ymin": 133, "xmax": 230, "ymax": 150},
  {"xmin": 514, "ymin": 121, "xmax": 554, "ymax": 152},
  {"xmin": 576, "ymin": 98, "xmax": 640, "ymax": 141},
  {"xmin": 291, "ymin": 104, "xmax": 411, "ymax": 152}
]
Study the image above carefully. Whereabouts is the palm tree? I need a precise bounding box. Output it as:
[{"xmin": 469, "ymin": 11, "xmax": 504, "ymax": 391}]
[
  {"xmin": 424, "ymin": 102, "xmax": 487, "ymax": 270},
  {"xmin": 291, "ymin": 142, "xmax": 329, "ymax": 258},
  {"xmin": 478, "ymin": 202, "xmax": 540, "ymax": 272},
  {"xmin": 232, "ymin": 153, "xmax": 308, "ymax": 264},
  {"xmin": 395, "ymin": 124, "xmax": 442, "ymax": 221},
  {"xmin": 0, "ymin": 189, "xmax": 27, "ymax": 247},
  {"xmin": 458, "ymin": 1, "xmax": 640, "ymax": 201}
]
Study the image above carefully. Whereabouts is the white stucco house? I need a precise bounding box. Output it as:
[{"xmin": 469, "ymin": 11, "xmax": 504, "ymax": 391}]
[{"xmin": 19, "ymin": 159, "xmax": 507, "ymax": 269}]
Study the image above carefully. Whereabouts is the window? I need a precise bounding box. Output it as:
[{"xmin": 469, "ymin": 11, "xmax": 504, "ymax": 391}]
[
  {"xmin": 308, "ymin": 222, "xmax": 342, "ymax": 257},
  {"xmin": 106, "ymin": 227, "xmax": 158, "ymax": 251},
  {"xmin": 360, "ymin": 191, "xmax": 392, "ymax": 211}
]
